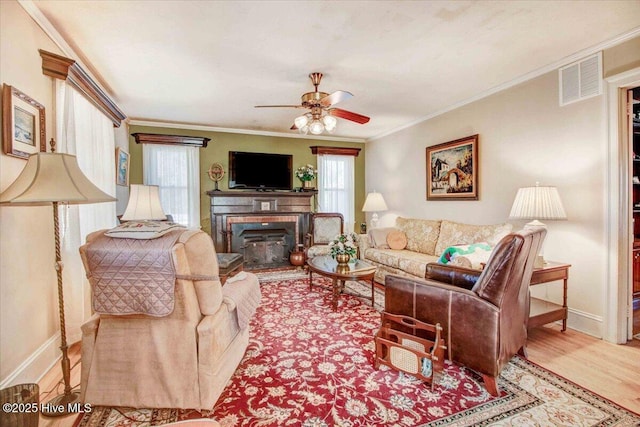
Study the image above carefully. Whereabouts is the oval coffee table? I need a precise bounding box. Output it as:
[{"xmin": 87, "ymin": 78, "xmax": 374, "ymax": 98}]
[{"xmin": 307, "ymin": 255, "xmax": 378, "ymax": 311}]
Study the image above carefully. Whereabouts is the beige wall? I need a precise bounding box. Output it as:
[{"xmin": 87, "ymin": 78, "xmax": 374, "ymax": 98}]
[
  {"xmin": 366, "ymin": 37, "xmax": 640, "ymax": 337},
  {"xmin": 0, "ymin": 1, "xmax": 65, "ymax": 384},
  {"xmin": 127, "ymin": 125, "xmax": 367, "ymax": 232},
  {"xmin": 114, "ymin": 123, "xmax": 131, "ymax": 214}
]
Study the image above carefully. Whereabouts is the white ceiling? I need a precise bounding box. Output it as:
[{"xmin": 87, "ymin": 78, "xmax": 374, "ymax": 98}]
[{"xmin": 29, "ymin": 0, "xmax": 640, "ymax": 141}]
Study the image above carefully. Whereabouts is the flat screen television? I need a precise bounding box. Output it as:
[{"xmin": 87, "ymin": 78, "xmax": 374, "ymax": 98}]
[{"xmin": 228, "ymin": 151, "xmax": 293, "ymax": 190}]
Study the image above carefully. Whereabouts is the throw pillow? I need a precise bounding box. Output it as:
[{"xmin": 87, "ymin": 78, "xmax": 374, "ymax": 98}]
[
  {"xmin": 105, "ymin": 221, "xmax": 185, "ymax": 239},
  {"xmin": 368, "ymin": 227, "xmax": 396, "ymax": 249},
  {"xmin": 386, "ymin": 230, "xmax": 408, "ymax": 250}
]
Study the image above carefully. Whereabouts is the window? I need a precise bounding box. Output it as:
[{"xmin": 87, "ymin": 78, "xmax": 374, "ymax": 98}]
[
  {"xmin": 143, "ymin": 144, "xmax": 200, "ymax": 228},
  {"xmin": 317, "ymin": 154, "xmax": 355, "ymax": 232},
  {"xmin": 56, "ymin": 80, "xmax": 116, "ymax": 339}
]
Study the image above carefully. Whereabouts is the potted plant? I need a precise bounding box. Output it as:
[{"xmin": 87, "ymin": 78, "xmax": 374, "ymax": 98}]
[
  {"xmin": 328, "ymin": 232, "xmax": 358, "ymax": 264},
  {"xmin": 295, "ymin": 164, "xmax": 317, "ymax": 189}
]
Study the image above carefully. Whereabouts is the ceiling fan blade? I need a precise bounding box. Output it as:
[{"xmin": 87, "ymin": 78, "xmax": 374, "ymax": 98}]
[
  {"xmin": 290, "ymin": 123, "xmax": 298, "ymax": 130},
  {"xmin": 319, "ymin": 90, "xmax": 353, "ymax": 107},
  {"xmin": 254, "ymin": 105, "xmax": 306, "ymax": 109},
  {"xmin": 328, "ymin": 108, "xmax": 370, "ymax": 124}
]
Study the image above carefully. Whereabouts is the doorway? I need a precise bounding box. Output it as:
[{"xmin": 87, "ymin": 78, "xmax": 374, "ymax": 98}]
[{"xmin": 631, "ymin": 86, "xmax": 640, "ymax": 340}]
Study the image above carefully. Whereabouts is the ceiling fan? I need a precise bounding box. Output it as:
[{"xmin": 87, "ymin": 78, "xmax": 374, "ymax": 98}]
[{"xmin": 255, "ymin": 72, "xmax": 370, "ymax": 135}]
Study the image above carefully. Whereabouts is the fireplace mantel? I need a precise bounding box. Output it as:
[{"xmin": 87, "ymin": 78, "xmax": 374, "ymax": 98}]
[{"xmin": 206, "ymin": 190, "xmax": 317, "ymax": 257}]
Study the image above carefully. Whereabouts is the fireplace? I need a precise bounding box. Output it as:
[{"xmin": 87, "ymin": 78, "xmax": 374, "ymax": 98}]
[
  {"xmin": 227, "ymin": 215, "xmax": 299, "ymax": 270},
  {"xmin": 207, "ymin": 191, "xmax": 316, "ymax": 269}
]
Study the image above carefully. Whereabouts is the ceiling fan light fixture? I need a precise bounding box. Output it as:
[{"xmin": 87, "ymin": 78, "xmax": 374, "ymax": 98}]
[
  {"xmin": 322, "ymin": 115, "xmax": 337, "ymax": 131},
  {"xmin": 309, "ymin": 120, "xmax": 324, "ymax": 135},
  {"xmin": 294, "ymin": 114, "xmax": 309, "ymax": 129},
  {"xmin": 298, "ymin": 125, "xmax": 309, "ymax": 135}
]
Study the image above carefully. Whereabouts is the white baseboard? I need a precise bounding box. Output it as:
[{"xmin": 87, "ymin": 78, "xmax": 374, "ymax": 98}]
[
  {"xmin": 0, "ymin": 333, "xmax": 61, "ymax": 389},
  {"xmin": 567, "ymin": 307, "xmax": 603, "ymax": 338}
]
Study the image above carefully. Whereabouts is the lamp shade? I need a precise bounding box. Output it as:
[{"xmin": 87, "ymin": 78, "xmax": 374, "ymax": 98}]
[
  {"xmin": 0, "ymin": 152, "xmax": 115, "ymax": 205},
  {"xmin": 362, "ymin": 192, "xmax": 388, "ymax": 212},
  {"xmin": 121, "ymin": 184, "xmax": 167, "ymax": 221},
  {"xmin": 509, "ymin": 184, "xmax": 567, "ymax": 220}
]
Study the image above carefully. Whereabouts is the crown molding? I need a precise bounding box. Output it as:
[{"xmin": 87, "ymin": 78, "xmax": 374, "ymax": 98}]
[
  {"xmin": 368, "ymin": 26, "xmax": 640, "ymax": 142},
  {"xmin": 39, "ymin": 50, "xmax": 126, "ymax": 127},
  {"xmin": 128, "ymin": 119, "xmax": 366, "ymax": 143}
]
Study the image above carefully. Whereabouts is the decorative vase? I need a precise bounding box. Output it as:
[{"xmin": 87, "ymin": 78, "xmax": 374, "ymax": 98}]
[
  {"xmin": 335, "ymin": 253, "xmax": 350, "ymax": 264},
  {"xmin": 289, "ymin": 250, "xmax": 305, "ymax": 269},
  {"xmin": 303, "ymin": 180, "xmax": 312, "ymax": 189}
]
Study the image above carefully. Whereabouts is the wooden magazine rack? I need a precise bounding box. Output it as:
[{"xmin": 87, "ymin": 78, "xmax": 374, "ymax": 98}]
[{"xmin": 374, "ymin": 312, "xmax": 446, "ymax": 389}]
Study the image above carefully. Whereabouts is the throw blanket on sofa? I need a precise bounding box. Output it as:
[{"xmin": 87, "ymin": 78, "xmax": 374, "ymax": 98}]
[
  {"xmin": 438, "ymin": 242, "xmax": 492, "ymax": 270},
  {"xmin": 84, "ymin": 229, "xmax": 188, "ymax": 316}
]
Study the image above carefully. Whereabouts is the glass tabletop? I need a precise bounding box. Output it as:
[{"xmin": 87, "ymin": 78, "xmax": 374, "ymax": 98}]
[{"xmin": 307, "ymin": 255, "xmax": 376, "ymax": 275}]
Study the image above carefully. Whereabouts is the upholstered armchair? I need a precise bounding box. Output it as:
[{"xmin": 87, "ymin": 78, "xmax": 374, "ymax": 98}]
[
  {"xmin": 384, "ymin": 228, "xmax": 546, "ymax": 396},
  {"xmin": 79, "ymin": 228, "xmax": 261, "ymax": 409},
  {"xmin": 305, "ymin": 212, "xmax": 344, "ymax": 259}
]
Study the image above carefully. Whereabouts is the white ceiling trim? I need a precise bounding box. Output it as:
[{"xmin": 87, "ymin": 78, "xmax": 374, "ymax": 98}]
[
  {"xmin": 128, "ymin": 120, "xmax": 367, "ymax": 143},
  {"xmin": 18, "ymin": 0, "xmax": 77, "ymax": 58},
  {"xmin": 368, "ymin": 26, "xmax": 640, "ymax": 142},
  {"xmin": 18, "ymin": 0, "xmax": 117, "ymax": 105}
]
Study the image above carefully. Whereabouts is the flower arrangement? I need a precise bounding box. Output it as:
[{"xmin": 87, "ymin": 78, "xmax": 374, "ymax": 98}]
[
  {"xmin": 295, "ymin": 164, "xmax": 317, "ymax": 182},
  {"xmin": 328, "ymin": 232, "xmax": 359, "ymax": 258}
]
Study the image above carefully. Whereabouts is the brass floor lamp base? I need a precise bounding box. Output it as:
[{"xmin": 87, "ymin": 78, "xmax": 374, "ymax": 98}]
[{"xmin": 41, "ymin": 391, "xmax": 81, "ymax": 417}]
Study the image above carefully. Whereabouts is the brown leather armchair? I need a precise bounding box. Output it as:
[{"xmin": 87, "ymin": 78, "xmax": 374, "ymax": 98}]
[{"xmin": 384, "ymin": 228, "xmax": 546, "ymax": 396}]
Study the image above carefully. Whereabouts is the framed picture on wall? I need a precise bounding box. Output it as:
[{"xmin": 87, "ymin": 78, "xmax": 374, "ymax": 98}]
[
  {"xmin": 2, "ymin": 84, "xmax": 46, "ymax": 159},
  {"xmin": 426, "ymin": 134, "xmax": 478, "ymax": 200},
  {"xmin": 115, "ymin": 147, "xmax": 130, "ymax": 186}
]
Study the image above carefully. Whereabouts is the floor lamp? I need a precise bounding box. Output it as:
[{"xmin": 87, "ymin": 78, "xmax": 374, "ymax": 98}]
[{"xmin": 0, "ymin": 147, "xmax": 115, "ymax": 416}]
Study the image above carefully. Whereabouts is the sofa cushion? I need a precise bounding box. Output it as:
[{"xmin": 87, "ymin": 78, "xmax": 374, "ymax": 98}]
[
  {"xmin": 364, "ymin": 248, "xmax": 439, "ymax": 280},
  {"xmin": 364, "ymin": 248, "xmax": 405, "ymax": 269},
  {"xmin": 434, "ymin": 220, "xmax": 512, "ymax": 255},
  {"xmin": 387, "ymin": 230, "xmax": 408, "ymax": 250},
  {"xmin": 368, "ymin": 227, "xmax": 396, "ymax": 249},
  {"xmin": 395, "ymin": 217, "xmax": 442, "ymax": 255}
]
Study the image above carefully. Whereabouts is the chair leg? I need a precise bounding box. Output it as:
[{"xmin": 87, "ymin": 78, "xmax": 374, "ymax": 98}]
[
  {"xmin": 481, "ymin": 374, "xmax": 500, "ymax": 397},
  {"xmin": 517, "ymin": 345, "xmax": 528, "ymax": 358}
]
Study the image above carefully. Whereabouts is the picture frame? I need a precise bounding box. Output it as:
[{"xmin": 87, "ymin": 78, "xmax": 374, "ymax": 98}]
[
  {"xmin": 2, "ymin": 84, "xmax": 46, "ymax": 159},
  {"xmin": 115, "ymin": 147, "xmax": 130, "ymax": 186},
  {"xmin": 426, "ymin": 134, "xmax": 478, "ymax": 200}
]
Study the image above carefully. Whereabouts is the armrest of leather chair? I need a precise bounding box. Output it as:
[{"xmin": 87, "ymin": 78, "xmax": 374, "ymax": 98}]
[{"xmin": 425, "ymin": 263, "xmax": 481, "ymax": 290}]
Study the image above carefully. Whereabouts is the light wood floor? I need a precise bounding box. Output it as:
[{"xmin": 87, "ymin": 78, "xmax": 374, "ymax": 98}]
[{"xmin": 36, "ymin": 325, "xmax": 640, "ymax": 427}]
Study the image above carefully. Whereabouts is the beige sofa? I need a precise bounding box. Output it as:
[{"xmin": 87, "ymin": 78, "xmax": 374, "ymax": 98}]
[
  {"xmin": 79, "ymin": 228, "xmax": 261, "ymax": 409},
  {"xmin": 358, "ymin": 217, "xmax": 512, "ymax": 284}
]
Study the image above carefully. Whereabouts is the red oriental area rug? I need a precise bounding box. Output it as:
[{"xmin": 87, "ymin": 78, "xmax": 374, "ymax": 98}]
[{"xmin": 75, "ymin": 272, "xmax": 640, "ymax": 427}]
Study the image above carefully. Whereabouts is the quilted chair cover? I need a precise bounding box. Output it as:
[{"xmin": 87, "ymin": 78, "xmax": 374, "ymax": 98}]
[
  {"xmin": 305, "ymin": 213, "xmax": 344, "ymax": 259},
  {"xmin": 79, "ymin": 229, "xmax": 261, "ymax": 409}
]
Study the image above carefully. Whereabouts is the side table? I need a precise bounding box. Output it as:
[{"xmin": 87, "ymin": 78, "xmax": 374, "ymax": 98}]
[
  {"xmin": 217, "ymin": 253, "xmax": 244, "ymax": 285},
  {"xmin": 528, "ymin": 261, "xmax": 571, "ymax": 331}
]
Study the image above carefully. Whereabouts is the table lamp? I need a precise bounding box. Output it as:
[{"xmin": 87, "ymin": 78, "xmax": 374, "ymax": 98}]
[
  {"xmin": 362, "ymin": 191, "xmax": 388, "ymax": 229},
  {"xmin": 0, "ymin": 146, "xmax": 115, "ymax": 416},
  {"xmin": 120, "ymin": 184, "xmax": 166, "ymax": 221},
  {"xmin": 509, "ymin": 182, "xmax": 567, "ymax": 267}
]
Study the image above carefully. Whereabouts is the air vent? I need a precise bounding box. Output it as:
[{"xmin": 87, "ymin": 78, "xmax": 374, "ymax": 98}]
[{"xmin": 559, "ymin": 52, "xmax": 602, "ymax": 106}]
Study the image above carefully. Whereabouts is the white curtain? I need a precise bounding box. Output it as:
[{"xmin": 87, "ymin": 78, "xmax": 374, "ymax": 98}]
[
  {"xmin": 56, "ymin": 80, "xmax": 116, "ymax": 342},
  {"xmin": 317, "ymin": 154, "xmax": 355, "ymax": 232},
  {"xmin": 143, "ymin": 144, "xmax": 200, "ymax": 228}
]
